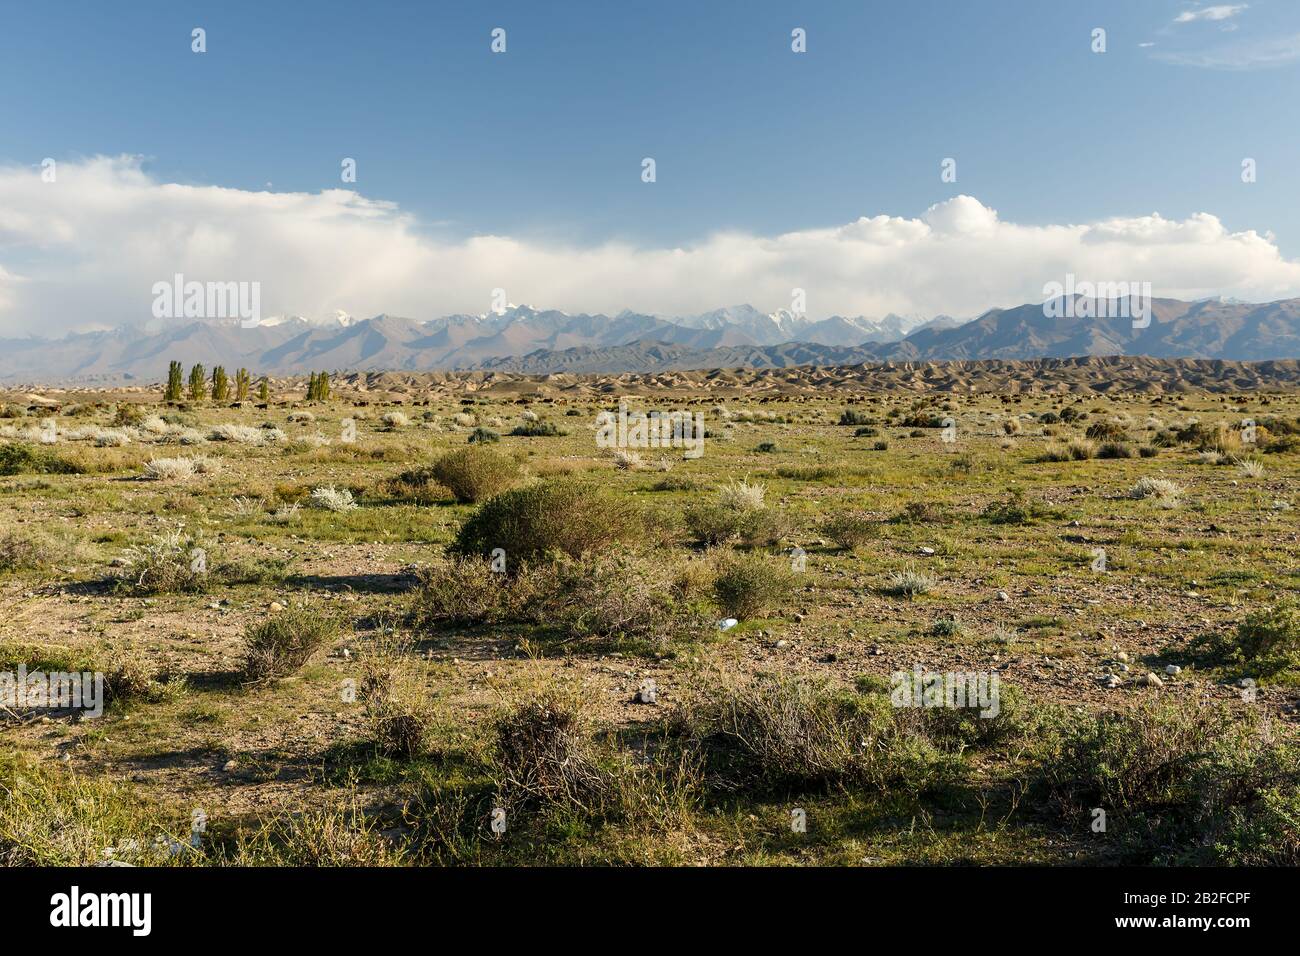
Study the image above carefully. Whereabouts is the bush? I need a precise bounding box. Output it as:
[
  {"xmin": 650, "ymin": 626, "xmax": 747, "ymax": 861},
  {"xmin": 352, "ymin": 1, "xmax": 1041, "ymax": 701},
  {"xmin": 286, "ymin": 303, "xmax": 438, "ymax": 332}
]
[
  {"xmin": 679, "ymin": 676, "xmax": 954, "ymax": 796},
  {"xmin": 1085, "ymin": 421, "xmax": 1128, "ymax": 442},
  {"xmin": 981, "ymin": 489, "xmax": 1057, "ymax": 524},
  {"xmin": 142, "ymin": 457, "xmax": 199, "ymax": 480},
  {"xmin": 1096, "ymin": 441, "xmax": 1135, "ymax": 459},
  {"xmin": 0, "ymin": 532, "xmax": 58, "ymax": 572},
  {"xmin": 357, "ymin": 652, "xmax": 431, "ymax": 759},
  {"xmin": 820, "ymin": 511, "xmax": 877, "ymax": 550},
  {"xmin": 838, "ymin": 409, "xmax": 874, "ymax": 426},
  {"xmin": 0, "ymin": 444, "xmax": 81, "ymax": 476},
  {"xmin": 429, "ymin": 447, "xmax": 520, "ymax": 503},
  {"xmin": 716, "ymin": 479, "xmax": 765, "ymax": 511},
  {"xmin": 1032, "ymin": 700, "xmax": 1300, "ymax": 862},
  {"xmin": 712, "ymin": 551, "xmax": 797, "ymax": 619},
  {"xmin": 409, "ymin": 556, "xmax": 538, "ymax": 628},
  {"xmin": 1234, "ymin": 599, "xmax": 1300, "ymax": 675},
  {"xmin": 509, "ymin": 420, "xmax": 565, "ymax": 437},
  {"xmin": 489, "ymin": 692, "xmax": 613, "ymax": 814},
  {"xmin": 241, "ymin": 606, "xmax": 338, "ymax": 681},
  {"xmin": 117, "ymin": 530, "xmax": 212, "ymax": 595},
  {"xmin": 467, "ymin": 427, "xmax": 500, "ymax": 444},
  {"xmin": 310, "ymin": 485, "xmax": 358, "ymax": 512},
  {"xmin": 453, "ymin": 479, "xmax": 642, "ymax": 565}
]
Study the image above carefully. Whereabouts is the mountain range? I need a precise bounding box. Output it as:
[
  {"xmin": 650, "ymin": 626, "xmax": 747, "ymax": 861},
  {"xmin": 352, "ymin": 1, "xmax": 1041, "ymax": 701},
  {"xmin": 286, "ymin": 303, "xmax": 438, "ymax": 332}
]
[{"xmin": 2, "ymin": 297, "xmax": 1299, "ymax": 384}]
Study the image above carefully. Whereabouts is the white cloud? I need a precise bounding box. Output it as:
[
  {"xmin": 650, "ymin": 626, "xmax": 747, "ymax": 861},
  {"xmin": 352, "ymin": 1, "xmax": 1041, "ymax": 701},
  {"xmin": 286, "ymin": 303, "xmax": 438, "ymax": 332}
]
[
  {"xmin": 1174, "ymin": 4, "xmax": 1248, "ymax": 24},
  {"xmin": 2, "ymin": 155, "xmax": 1300, "ymax": 336}
]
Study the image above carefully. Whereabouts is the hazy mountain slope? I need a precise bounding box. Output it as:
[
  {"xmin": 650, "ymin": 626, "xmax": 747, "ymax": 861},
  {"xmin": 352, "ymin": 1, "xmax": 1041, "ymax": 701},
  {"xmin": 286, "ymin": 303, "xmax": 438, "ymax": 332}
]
[{"xmin": 4, "ymin": 296, "xmax": 1300, "ymax": 384}]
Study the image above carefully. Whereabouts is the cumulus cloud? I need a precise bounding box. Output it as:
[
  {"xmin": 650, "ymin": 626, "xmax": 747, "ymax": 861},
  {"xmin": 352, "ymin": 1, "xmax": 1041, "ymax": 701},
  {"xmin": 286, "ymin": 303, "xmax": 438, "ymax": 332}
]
[{"xmin": 2, "ymin": 155, "xmax": 1300, "ymax": 337}]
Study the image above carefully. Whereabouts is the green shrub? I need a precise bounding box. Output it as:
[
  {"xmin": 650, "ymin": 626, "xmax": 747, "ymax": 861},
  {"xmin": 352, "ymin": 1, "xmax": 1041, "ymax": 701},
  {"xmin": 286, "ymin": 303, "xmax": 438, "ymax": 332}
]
[
  {"xmin": 429, "ymin": 447, "xmax": 521, "ymax": 503},
  {"xmin": 679, "ymin": 676, "xmax": 955, "ymax": 796},
  {"xmin": 820, "ymin": 511, "xmax": 877, "ymax": 550},
  {"xmin": 467, "ymin": 427, "xmax": 500, "ymax": 444},
  {"xmin": 712, "ymin": 551, "xmax": 797, "ymax": 619},
  {"xmin": 1085, "ymin": 421, "xmax": 1128, "ymax": 442},
  {"xmin": 509, "ymin": 420, "xmax": 566, "ymax": 437},
  {"xmin": 1096, "ymin": 441, "xmax": 1135, "ymax": 459},
  {"xmin": 453, "ymin": 480, "xmax": 643, "ymax": 565},
  {"xmin": 0, "ymin": 444, "xmax": 81, "ymax": 476},
  {"xmin": 980, "ymin": 489, "xmax": 1058, "ymax": 524},
  {"xmin": 241, "ymin": 606, "xmax": 338, "ymax": 681}
]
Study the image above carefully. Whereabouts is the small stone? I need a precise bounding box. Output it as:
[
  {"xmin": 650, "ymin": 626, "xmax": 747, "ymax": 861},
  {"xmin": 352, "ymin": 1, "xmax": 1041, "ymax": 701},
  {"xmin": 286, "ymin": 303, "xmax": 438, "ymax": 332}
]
[
  {"xmin": 269, "ymin": 602, "xmax": 285, "ymax": 612},
  {"xmin": 1117, "ymin": 651, "xmax": 1130, "ymax": 663},
  {"xmin": 222, "ymin": 760, "xmax": 238, "ymax": 772},
  {"xmin": 996, "ymin": 590, "xmax": 1009, "ymax": 602},
  {"xmin": 1165, "ymin": 664, "xmax": 1181, "ymax": 676},
  {"xmin": 1118, "ymin": 663, "xmax": 1130, "ymax": 673},
  {"xmin": 1140, "ymin": 672, "xmax": 1164, "ymax": 689},
  {"xmin": 919, "ymin": 547, "xmax": 935, "ymax": 556},
  {"xmin": 1102, "ymin": 675, "xmax": 1122, "ymax": 689}
]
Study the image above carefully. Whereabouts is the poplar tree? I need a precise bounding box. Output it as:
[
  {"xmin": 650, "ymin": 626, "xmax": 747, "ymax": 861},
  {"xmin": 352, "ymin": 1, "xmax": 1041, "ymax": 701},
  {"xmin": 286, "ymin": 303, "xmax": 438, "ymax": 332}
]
[
  {"xmin": 164, "ymin": 360, "xmax": 183, "ymax": 402},
  {"xmin": 188, "ymin": 364, "xmax": 207, "ymax": 401},
  {"xmin": 211, "ymin": 366, "xmax": 230, "ymax": 403}
]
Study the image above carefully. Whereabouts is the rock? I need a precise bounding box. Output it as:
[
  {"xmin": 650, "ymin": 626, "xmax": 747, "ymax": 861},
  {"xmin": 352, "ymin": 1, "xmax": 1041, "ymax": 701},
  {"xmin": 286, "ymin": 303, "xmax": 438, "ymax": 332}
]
[
  {"xmin": 1117, "ymin": 651, "xmax": 1130, "ymax": 663},
  {"xmin": 1117, "ymin": 663, "xmax": 1130, "ymax": 673},
  {"xmin": 222, "ymin": 759, "xmax": 238, "ymax": 772},
  {"xmin": 919, "ymin": 547, "xmax": 935, "ymax": 556},
  {"xmin": 1102, "ymin": 675, "xmax": 1122, "ymax": 689},
  {"xmin": 1165, "ymin": 664, "xmax": 1181, "ymax": 676},
  {"xmin": 1139, "ymin": 672, "xmax": 1164, "ymax": 689},
  {"xmin": 717, "ymin": 618, "xmax": 738, "ymax": 631},
  {"xmin": 996, "ymin": 590, "xmax": 1009, "ymax": 602},
  {"xmin": 269, "ymin": 602, "xmax": 285, "ymax": 612}
]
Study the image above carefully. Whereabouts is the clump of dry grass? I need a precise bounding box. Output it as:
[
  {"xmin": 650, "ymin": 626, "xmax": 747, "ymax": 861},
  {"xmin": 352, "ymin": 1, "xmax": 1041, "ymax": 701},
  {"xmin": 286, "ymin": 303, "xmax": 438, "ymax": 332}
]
[
  {"xmin": 1129, "ymin": 476, "xmax": 1183, "ymax": 505},
  {"xmin": 882, "ymin": 567, "xmax": 936, "ymax": 598},
  {"xmin": 0, "ymin": 532, "xmax": 60, "ymax": 572},
  {"xmin": 488, "ymin": 691, "xmax": 615, "ymax": 814},
  {"xmin": 310, "ymin": 485, "xmax": 358, "ymax": 512},
  {"xmin": 117, "ymin": 529, "xmax": 212, "ymax": 594},
  {"xmin": 241, "ymin": 606, "xmax": 338, "ymax": 682},
  {"xmin": 357, "ymin": 646, "xmax": 432, "ymax": 759}
]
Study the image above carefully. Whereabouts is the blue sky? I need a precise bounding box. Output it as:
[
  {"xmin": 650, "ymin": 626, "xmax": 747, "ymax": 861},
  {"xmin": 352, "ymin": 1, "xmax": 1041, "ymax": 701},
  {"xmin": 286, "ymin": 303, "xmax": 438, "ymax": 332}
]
[
  {"xmin": 2, "ymin": 0, "xmax": 1300, "ymax": 332},
  {"xmin": 4, "ymin": 0, "xmax": 1298, "ymax": 248}
]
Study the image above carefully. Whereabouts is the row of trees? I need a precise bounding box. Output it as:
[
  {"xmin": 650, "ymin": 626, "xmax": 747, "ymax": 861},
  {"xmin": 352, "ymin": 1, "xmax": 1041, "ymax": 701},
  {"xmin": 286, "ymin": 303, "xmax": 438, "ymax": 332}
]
[
  {"xmin": 164, "ymin": 361, "xmax": 267, "ymax": 403},
  {"xmin": 163, "ymin": 361, "xmax": 333, "ymax": 404}
]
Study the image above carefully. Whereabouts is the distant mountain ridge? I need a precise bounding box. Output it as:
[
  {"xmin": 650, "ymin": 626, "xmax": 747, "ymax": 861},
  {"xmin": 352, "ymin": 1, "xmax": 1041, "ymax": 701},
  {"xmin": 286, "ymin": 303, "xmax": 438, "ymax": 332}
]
[{"xmin": 3, "ymin": 296, "xmax": 1299, "ymax": 384}]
